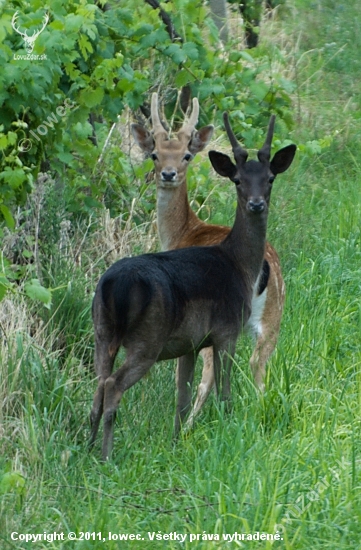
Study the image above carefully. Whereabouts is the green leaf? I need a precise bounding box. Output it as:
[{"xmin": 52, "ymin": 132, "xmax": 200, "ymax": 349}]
[
  {"xmin": 65, "ymin": 14, "xmax": 83, "ymax": 33},
  {"xmin": 116, "ymin": 78, "xmax": 134, "ymax": 93},
  {"xmin": 7, "ymin": 131, "xmax": 18, "ymax": 146},
  {"xmin": 0, "ymin": 167, "xmax": 26, "ymax": 189},
  {"xmin": 79, "ymin": 87, "xmax": 104, "ymax": 108},
  {"xmin": 0, "ymin": 286, "xmax": 6, "ymax": 302},
  {"xmin": 50, "ymin": 20, "xmax": 65, "ymax": 31},
  {"xmin": 24, "ymin": 279, "xmax": 52, "ymax": 308},
  {"xmin": 0, "ymin": 274, "xmax": 13, "ymax": 302},
  {"xmin": 163, "ymin": 44, "xmax": 186, "ymax": 64},
  {"xmin": 73, "ymin": 121, "xmax": 93, "ymax": 139},
  {"xmin": 182, "ymin": 42, "xmax": 199, "ymax": 61},
  {"xmin": 56, "ymin": 151, "xmax": 74, "ymax": 164},
  {"xmin": 175, "ymin": 68, "xmax": 193, "ymax": 88},
  {"xmin": 78, "ymin": 34, "xmax": 93, "ymax": 60},
  {"xmin": 0, "ymin": 472, "xmax": 25, "ymax": 495},
  {"xmin": 240, "ymin": 50, "xmax": 255, "ymax": 63},
  {"xmin": 64, "ymin": 62, "xmax": 81, "ymax": 79},
  {"xmin": 133, "ymin": 24, "xmax": 154, "ymax": 39},
  {"xmin": 139, "ymin": 27, "xmax": 169, "ymax": 48},
  {"xmin": 249, "ymin": 81, "xmax": 269, "ymax": 102},
  {"xmin": 0, "ymin": 134, "xmax": 7, "ymax": 150},
  {"xmin": 134, "ymin": 158, "xmax": 154, "ymax": 179},
  {"xmin": 83, "ymin": 23, "xmax": 97, "ymax": 41},
  {"xmin": 0, "ymin": 204, "xmax": 15, "ymax": 230}
]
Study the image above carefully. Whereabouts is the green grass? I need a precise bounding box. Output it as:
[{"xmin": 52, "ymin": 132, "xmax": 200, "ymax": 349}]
[{"xmin": 1, "ymin": 1, "xmax": 361, "ymax": 548}]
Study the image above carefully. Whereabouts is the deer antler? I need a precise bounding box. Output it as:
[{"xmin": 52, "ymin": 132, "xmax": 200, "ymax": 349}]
[
  {"xmin": 12, "ymin": 12, "xmax": 27, "ymax": 38},
  {"xmin": 177, "ymin": 97, "xmax": 199, "ymax": 144},
  {"xmin": 31, "ymin": 12, "xmax": 49, "ymax": 40},
  {"xmin": 257, "ymin": 115, "xmax": 276, "ymax": 164},
  {"xmin": 150, "ymin": 93, "xmax": 168, "ymax": 142},
  {"xmin": 223, "ymin": 112, "xmax": 248, "ymax": 166}
]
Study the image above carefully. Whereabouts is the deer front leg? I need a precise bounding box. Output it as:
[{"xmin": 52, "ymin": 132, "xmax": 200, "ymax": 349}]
[
  {"xmin": 174, "ymin": 352, "xmax": 196, "ymax": 437},
  {"xmin": 213, "ymin": 340, "xmax": 236, "ymax": 408},
  {"xmin": 183, "ymin": 346, "xmax": 214, "ymax": 431}
]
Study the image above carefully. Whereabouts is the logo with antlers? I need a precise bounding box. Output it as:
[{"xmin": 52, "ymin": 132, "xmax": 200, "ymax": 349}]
[{"xmin": 12, "ymin": 11, "xmax": 49, "ymax": 54}]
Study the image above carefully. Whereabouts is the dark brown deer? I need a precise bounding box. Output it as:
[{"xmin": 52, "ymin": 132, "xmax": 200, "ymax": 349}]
[
  {"xmin": 131, "ymin": 93, "xmax": 287, "ymax": 430},
  {"xmin": 90, "ymin": 113, "xmax": 296, "ymax": 460}
]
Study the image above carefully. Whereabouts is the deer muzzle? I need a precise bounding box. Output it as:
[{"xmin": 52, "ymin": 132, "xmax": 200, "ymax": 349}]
[
  {"xmin": 248, "ymin": 199, "xmax": 266, "ymax": 213},
  {"xmin": 161, "ymin": 169, "xmax": 177, "ymax": 182}
]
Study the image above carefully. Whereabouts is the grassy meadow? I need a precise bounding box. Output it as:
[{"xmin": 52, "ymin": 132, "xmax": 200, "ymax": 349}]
[{"xmin": 1, "ymin": 1, "xmax": 361, "ymax": 548}]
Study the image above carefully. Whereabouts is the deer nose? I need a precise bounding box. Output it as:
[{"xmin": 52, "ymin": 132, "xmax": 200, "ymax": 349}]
[
  {"xmin": 161, "ymin": 169, "xmax": 177, "ymax": 182},
  {"xmin": 248, "ymin": 199, "xmax": 266, "ymax": 213}
]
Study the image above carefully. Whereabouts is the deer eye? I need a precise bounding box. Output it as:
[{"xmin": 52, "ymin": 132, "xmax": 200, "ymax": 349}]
[
  {"xmin": 150, "ymin": 153, "xmax": 158, "ymax": 161},
  {"xmin": 269, "ymin": 176, "xmax": 275, "ymax": 184},
  {"xmin": 183, "ymin": 153, "xmax": 192, "ymax": 162}
]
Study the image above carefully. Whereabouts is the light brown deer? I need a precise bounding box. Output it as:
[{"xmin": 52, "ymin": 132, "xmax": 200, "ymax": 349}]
[
  {"xmin": 90, "ymin": 112, "xmax": 296, "ymax": 460},
  {"xmin": 131, "ymin": 93, "xmax": 287, "ymax": 429}
]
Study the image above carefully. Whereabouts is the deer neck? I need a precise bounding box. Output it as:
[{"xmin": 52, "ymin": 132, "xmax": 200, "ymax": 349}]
[
  {"xmin": 221, "ymin": 200, "xmax": 268, "ymax": 287},
  {"xmin": 156, "ymin": 178, "xmax": 199, "ymax": 251}
]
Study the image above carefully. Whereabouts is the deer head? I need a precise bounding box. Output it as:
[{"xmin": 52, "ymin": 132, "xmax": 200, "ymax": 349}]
[
  {"xmin": 12, "ymin": 11, "xmax": 49, "ymax": 54},
  {"xmin": 131, "ymin": 92, "xmax": 214, "ymax": 188},
  {"xmin": 209, "ymin": 113, "xmax": 296, "ymax": 214}
]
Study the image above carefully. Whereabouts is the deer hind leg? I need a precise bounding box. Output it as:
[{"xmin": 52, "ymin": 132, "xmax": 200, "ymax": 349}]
[
  {"xmin": 174, "ymin": 351, "xmax": 197, "ymax": 437},
  {"xmin": 249, "ymin": 260, "xmax": 285, "ymax": 392},
  {"xmin": 249, "ymin": 332, "xmax": 277, "ymax": 392},
  {"xmin": 182, "ymin": 346, "xmax": 214, "ymax": 431},
  {"xmin": 89, "ymin": 328, "xmax": 119, "ymax": 449},
  {"xmin": 102, "ymin": 349, "xmax": 158, "ymax": 461}
]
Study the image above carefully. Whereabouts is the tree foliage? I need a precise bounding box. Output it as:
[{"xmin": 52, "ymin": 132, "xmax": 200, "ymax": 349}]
[
  {"xmin": 0, "ymin": 0, "xmax": 295, "ymax": 219},
  {"xmin": 0, "ymin": 0, "xmax": 296, "ymax": 304}
]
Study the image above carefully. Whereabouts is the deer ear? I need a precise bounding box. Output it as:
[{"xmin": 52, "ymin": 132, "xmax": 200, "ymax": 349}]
[
  {"xmin": 270, "ymin": 144, "xmax": 296, "ymax": 175},
  {"xmin": 131, "ymin": 124, "xmax": 155, "ymax": 153},
  {"xmin": 188, "ymin": 125, "xmax": 214, "ymax": 155},
  {"xmin": 208, "ymin": 150, "xmax": 238, "ymax": 179}
]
